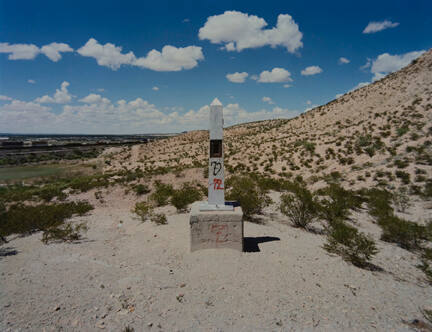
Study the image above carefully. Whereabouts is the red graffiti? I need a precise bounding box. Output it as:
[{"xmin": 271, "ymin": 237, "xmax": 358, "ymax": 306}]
[
  {"xmin": 213, "ymin": 178, "xmax": 224, "ymax": 190},
  {"xmin": 211, "ymin": 224, "xmax": 228, "ymax": 243}
]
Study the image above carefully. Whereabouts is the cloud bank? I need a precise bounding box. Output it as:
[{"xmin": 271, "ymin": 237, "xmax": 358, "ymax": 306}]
[{"xmin": 0, "ymin": 83, "xmax": 300, "ymax": 134}]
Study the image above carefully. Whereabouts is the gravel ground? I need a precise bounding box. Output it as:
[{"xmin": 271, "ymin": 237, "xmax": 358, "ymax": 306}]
[{"xmin": 1, "ymin": 192, "xmax": 432, "ymax": 331}]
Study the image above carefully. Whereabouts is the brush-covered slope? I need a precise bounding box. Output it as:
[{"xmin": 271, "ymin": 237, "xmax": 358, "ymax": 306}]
[{"xmin": 107, "ymin": 49, "xmax": 432, "ymax": 189}]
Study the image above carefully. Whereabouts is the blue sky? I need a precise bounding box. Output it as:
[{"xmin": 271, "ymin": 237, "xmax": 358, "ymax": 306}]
[{"xmin": 0, "ymin": 0, "xmax": 431, "ymax": 134}]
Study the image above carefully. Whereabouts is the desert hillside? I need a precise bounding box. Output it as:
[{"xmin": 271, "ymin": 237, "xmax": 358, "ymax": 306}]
[{"xmin": 107, "ymin": 49, "xmax": 432, "ymax": 191}]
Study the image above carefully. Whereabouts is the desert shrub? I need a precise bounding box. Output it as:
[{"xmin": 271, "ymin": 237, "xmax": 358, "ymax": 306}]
[
  {"xmin": 280, "ymin": 183, "xmax": 319, "ymax": 228},
  {"xmin": 39, "ymin": 185, "xmax": 67, "ymax": 202},
  {"xmin": 395, "ymin": 170, "xmax": 410, "ymax": 184},
  {"xmin": 226, "ymin": 175, "xmax": 270, "ymax": 219},
  {"xmin": 396, "ymin": 126, "xmax": 409, "ymax": 137},
  {"xmin": 324, "ymin": 220, "xmax": 378, "ymax": 267},
  {"xmin": 42, "ymin": 222, "xmax": 88, "ymax": 244},
  {"xmin": 171, "ymin": 183, "xmax": 202, "ymax": 212},
  {"xmin": 378, "ymin": 215, "xmax": 427, "ymax": 250},
  {"xmin": 393, "ymin": 187, "xmax": 411, "ymax": 212},
  {"xmin": 150, "ymin": 213, "xmax": 167, "ymax": 225},
  {"xmin": 418, "ymin": 248, "xmax": 432, "ymax": 284},
  {"xmin": 364, "ymin": 188, "xmax": 393, "ymax": 219},
  {"xmin": 133, "ymin": 201, "xmax": 154, "ymax": 222},
  {"xmin": 423, "ymin": 180, "xmax": 432, "ymax": 198},
  {"xmin": 317, "ymin": 184, "xmax": 364, "ymax": 223},
  {"xmin": 394, "ymin": 159, "xmax": 409, "ymax": 169},
  {"xmin": 0, "ymin": 201, "xmax": 93, "ymax": 241},
  {"xmin": 133, "ymin": 184, "xmax": 150, "ymax": 196},
  {"xmin": 150, "ymin": 180, "xmax": 174, "ymax": 206}
]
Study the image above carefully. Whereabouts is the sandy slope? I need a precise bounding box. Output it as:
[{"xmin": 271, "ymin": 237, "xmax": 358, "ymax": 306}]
[{"xmin": 1, "ymin": 188, "xmax": 431, "ymax": 331}]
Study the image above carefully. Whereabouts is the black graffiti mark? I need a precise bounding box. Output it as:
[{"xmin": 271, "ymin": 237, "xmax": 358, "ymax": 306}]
[{"xmin": 211, "ymin": 161, "xmax": 222, "ymax": 176}]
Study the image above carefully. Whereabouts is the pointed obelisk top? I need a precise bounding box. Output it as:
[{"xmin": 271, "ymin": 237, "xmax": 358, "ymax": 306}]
[{"xmin": 210, "ymin": 98, "xmax": 222, "ymax": 106}]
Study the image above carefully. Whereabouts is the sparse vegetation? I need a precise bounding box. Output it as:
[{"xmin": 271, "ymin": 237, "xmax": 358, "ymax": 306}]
[
  {"xmin": 171, "ymin": 182, "xmax": 202, "ymax": 212},
  {"xmin": 0, "ymin": 201, "xmax": 93, "ymax": 243},
  {"xmin": 226, "ymin": 175, "xmax": 271, "ymax": 219},
  {"xmin": 280, "ymin": 183, "xmax": 318, "ymax": 228},
  {"xmin": 150, "ymin": 180, "xmax": 174, "ymax": 206},
  {"xmin": 324, "ymin": 219, "xmax": 378, "ymax": 268}
]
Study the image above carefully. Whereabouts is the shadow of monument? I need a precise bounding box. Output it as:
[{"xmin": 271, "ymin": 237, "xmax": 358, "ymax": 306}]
[{"xmin": 243, "ymin": 236, "xmax": 280, "ymax": 252}]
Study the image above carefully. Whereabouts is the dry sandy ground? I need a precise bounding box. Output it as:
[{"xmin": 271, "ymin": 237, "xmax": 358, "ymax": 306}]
[{"xmin": 1, "ymin": 190, "xmax": 432, "ymax": 331}]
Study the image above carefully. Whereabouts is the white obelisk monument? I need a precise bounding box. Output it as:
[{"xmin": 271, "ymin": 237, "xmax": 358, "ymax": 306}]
[
  {"xmin": 200, "ymin": 98, "xmax": 233, "ymax": 211},
  {"xmin": 190, "ymin": 98, "xmax": 243, "ymax": 251}
]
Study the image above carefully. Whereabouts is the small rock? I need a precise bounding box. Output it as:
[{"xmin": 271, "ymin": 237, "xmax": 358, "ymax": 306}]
[
  {"xmin": 53, "ymin": 305, "xmax": 61, "ymax": 311},
  {"xmin": 96, "ymin": 320, "xmax": 105, "ymax": 329},
  {"xmin": 180, "ymin": 283, "xmax": 186, "ymax": 288}
]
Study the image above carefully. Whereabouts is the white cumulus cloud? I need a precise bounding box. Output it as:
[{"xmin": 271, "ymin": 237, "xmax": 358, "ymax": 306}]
[
  {"xmin": 363, "ymin": 20, "xmax": 399, "ymax": 34},
  {"xmin": 0, "ymin": 95, "xmax": 12, "ymax": 101},
  {"xmin": 79, "ymin": 93, "xmax": 110, "ymax": 104},
  {"xmin": 0, "ymin": 42, "xmax": 73, "ymax": 61},
  {"xmin": 262, "ymin": 96, "xmax": 274, "ymax": 104},
  {"xmin": 77, "ymin": 38, "xmax": 203, "ymax": 71},
  {"xmin": 77, "ymin": 38, "xmax": 135, "ymax": 70},
  {"xmin": 371, "ymin": 50, "xmax": 425, "ymax": 80},
  {"xmin": 258, "ymin": 68, "xmax": 292, "ymax": 83},
  {"xmin": 301, "ymin": 66, "xmax": 322, "ymax": 76},
  {"xmin": 0, "ymin": 42, "xmax": 40, "ymax": 60},
  {"xmin": 40, "ymin": 42, "xmax": 73, "ymax": 62},
  {"xmin": 36, "ymin": 81, "xmax": 73, "ymax": 104},
  {"xmin": 339, "ymin": 57, "xmax": 350, "ymax": 64},
  {"xmin": 226, "ymin": 72, "xmax": 248, "ymax": 83},
  {"xmin": 199, "ymin": 11, "xmax": 303, "ymax": 53},
  {"xmin": 28, "ymin": 79, "xmax": 36, "ymax": 84},
  {"xmin": 134, "ymin": 45, "xmax": 204, "ymax": 71},
  {"xmin": 152, "ymin": 86, "xmax": 159, "ymax": 91}
]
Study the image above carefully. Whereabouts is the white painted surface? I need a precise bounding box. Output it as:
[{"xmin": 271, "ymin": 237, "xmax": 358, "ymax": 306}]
[
  {"xmin": 208, "ymin": 98, "xmax": 225, "ymax": 206},
  {"xmin": 209, "ymin": 101, "xmax": 223, "ymax": 140}
]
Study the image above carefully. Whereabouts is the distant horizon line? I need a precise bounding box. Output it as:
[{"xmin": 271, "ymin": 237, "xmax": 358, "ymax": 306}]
[{"xmin": 0, "ymin": 132, "xmax": 182, "ymax": 136}]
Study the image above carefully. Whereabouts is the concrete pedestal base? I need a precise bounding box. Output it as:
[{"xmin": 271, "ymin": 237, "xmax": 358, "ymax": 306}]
[{"xmin": 190, "ymin": 201, "xmax": 243, "ymax": 252}]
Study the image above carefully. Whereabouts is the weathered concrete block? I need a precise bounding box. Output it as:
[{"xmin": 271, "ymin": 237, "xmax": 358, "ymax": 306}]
[{"xmin": 190, "ymin": 201, "xmax": 243, "ymax": 252}]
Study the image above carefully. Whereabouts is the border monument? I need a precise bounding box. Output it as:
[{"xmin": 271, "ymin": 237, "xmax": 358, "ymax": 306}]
[{"xmin": 189, "ymin": 98, "xmax": 244, "ymax": 252}]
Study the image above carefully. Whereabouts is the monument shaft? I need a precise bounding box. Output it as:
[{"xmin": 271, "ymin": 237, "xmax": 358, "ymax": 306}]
[{"xmin": 208, "ymin": 99, "xmax": 225, "ymax": 206}]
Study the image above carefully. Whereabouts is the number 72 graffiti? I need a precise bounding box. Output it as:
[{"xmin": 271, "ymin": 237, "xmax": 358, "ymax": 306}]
[{"xmin": 212, "ymin": 178, "xmax": 224, "ymax": 190}]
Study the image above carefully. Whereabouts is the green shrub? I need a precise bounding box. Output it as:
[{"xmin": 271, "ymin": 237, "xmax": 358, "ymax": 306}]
[
  {"xmin": 133, "ymin": 184, "xmax": 150, "ymax": 196},
  {"xmin": 324, "ymin": 220, "xmax": 378, "ymax": 267},
  {"xmin": 133, "ymin": 201, "xmax": 154, "ymax": 222},
  {"xmin": 364, "ymin": 188, "xmax": 393, "ymax": 219},
  {"xmin": 150, "ymin": 213, "xmax": 167, "ymax": 225},
  {"xmin": 378, "ymin": 215, "xmax": 427, "ymax": 250},
  {"xmin": 150, "ymin": 180, "xmax": 174, "ymax": 206},
  {"xmin": 393, "ymin": 188, "xmax": 411, "ymax": 212},
  {"xmin": 39, "ymin": 185, "xmax": 67, "ymax": 202},
  {"xmin": 317, "ymin": 184, "xmax": 364, "ymax": 223},
  {"xmin": 423, "ymin": 180, "xmax": 432, "ymax": 198},
  {"xmin": 226, "ymin": 175, "xmax": 270, "ymax": 219},
  {"xmin": 171, "ymin": 183, "xmax": 202, "ymax": 212},
  {"xmin": 418, "ymin": 248, "xmax": 432, "ymax": 285},
  {"xmin": 396, "ymin": 126, "xmax": 409, "ymax": 137},
  {"xmin": 42, "ymin": 222, "xmax": 88, "ymax": 244},
  {"xmin": 0, "ymin": 201, "xmax": 93, "ymax": 241},
  {"xmin": 280, "ymin": 183, "xmax": 319, "ymax": 228},
  {"xmin": 395, "ymin": 170, "xmax": 410, "ymax": 184}
]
